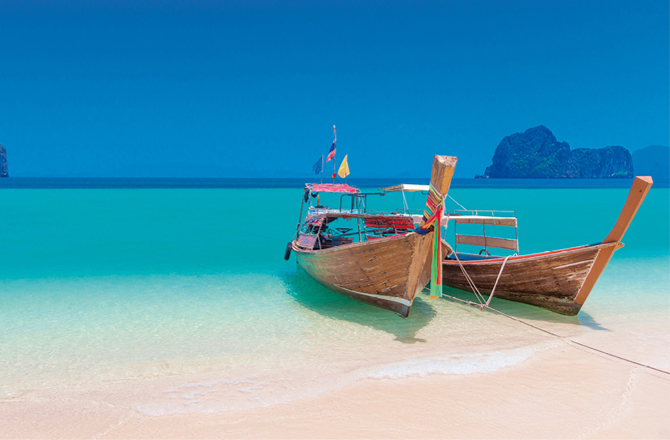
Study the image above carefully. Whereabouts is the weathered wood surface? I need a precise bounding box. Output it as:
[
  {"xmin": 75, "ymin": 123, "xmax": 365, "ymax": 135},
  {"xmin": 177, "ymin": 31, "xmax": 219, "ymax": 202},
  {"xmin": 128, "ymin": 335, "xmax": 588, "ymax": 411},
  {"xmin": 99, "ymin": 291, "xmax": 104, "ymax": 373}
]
[
  {"xmin": 294, "ymin": 232, "xmax": 433, "ymax": 317},
  {"xmin": 442, "ymin": 243, "xmax": 617, "ymax": 315},
  {"xmin": 454, "ymin": 217, "xmax": 517, "ymax": 227},
  {"xmin": 291, "ymin": 154, "xmax": 455, "ymax": 317},
  {"xmin": 443, "ymin": 176, "xmax": 653, "ymax": 316},
  {"xmin": 574, "ymin": 176, "xmax": 653, "ymax": 305},
  {"xmin": 431, "ymin": 156, "xmax": 458, "ymax": 195},
  {"xmin": 422, "ymin": 156, "xmax": 457, "ymax": 223},
  {"xmin": 455, "ymin": 234, "xmax": 519, "ymax": 252}
]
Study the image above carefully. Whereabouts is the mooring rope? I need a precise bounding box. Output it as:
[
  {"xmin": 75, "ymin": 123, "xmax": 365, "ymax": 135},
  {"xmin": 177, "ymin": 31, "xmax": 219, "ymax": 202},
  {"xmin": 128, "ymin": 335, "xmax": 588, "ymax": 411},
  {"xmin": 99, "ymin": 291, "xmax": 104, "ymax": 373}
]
[
  {"xmin": 450, "ymin": 251, "xmax": 487, "ymax": 305},
  {"xmin": 447, "ymin": 194, "xmax": 467, "ymax": 211},
  {"xmin": 486, "ymin": 255, "xmax": 510, "ymax": 307},
  {"xmin": 440, "ymin": 292, "xmax": 670, "ymax": 376}
]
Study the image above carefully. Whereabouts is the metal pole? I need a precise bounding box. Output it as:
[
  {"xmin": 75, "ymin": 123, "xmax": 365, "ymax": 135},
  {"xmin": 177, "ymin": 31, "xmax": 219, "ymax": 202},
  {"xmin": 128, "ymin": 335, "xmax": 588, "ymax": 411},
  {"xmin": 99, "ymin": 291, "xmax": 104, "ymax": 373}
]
[
  {"xmin": 332, "ymin": 125, "xmax": 337, "ymax": 183},
  {"xmin": 294, "ymin": 188, "xmax": 306, "ymax": 240},
  {"xmin": 357, "ymin": 197, "xmax": 362, "ymax": 242},
  {"xmin": 320, "ymin": 154, "xmax": 323, "ymax": 184}
]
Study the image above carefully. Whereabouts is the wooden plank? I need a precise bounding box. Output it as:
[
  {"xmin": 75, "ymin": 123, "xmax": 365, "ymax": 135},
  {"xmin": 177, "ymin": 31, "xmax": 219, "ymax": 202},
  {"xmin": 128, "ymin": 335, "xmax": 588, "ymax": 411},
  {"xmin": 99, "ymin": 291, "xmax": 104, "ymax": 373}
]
[
  {"xmin": 455, "ymin": 234, "xmax": 519, "ymax": 252},
  {"xmin": 453, "ymin": 217, "xmax": 517, "ymax": 227},
  {"xmin": 574, "ymin": 176, "xmax": 653, "ymax": 305}
]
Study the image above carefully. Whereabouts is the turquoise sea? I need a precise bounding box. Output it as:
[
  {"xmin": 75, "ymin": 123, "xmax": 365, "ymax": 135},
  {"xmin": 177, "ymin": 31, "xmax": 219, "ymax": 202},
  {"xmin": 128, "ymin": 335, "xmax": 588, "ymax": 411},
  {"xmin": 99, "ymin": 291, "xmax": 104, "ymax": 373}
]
[{"xmin": 1, "ymin": 178, "xmax": 668, "ymax": 414}]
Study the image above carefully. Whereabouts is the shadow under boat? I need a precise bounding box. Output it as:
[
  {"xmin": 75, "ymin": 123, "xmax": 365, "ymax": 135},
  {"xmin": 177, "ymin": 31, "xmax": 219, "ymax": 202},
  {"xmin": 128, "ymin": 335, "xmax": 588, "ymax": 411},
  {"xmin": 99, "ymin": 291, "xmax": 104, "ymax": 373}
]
[
  {"xmin": 440, "ymin": 286, "xmax": 609, "ymax": 331},
  {"xmin": 283, "ymin": 268, "xmax": 437, "ymax": 343}
]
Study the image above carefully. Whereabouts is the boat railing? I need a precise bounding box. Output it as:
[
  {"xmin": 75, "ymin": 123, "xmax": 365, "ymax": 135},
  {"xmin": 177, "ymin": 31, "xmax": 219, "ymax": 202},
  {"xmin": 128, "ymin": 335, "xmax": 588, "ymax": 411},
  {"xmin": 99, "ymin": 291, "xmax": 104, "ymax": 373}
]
[
  {"xmin": 309, "ymin": 206, "xmax": 425, "ymax": 218},
  {"xmin": 450, "ymin": 209, "xmax": 516, "ymax": 218},
  {"xmin": 310, "ymin": 207, "xmax": 364, "ymax": 215},
  {"xmin": 450, "ymin": 210, "xmax": 519, "ymax": 255}
]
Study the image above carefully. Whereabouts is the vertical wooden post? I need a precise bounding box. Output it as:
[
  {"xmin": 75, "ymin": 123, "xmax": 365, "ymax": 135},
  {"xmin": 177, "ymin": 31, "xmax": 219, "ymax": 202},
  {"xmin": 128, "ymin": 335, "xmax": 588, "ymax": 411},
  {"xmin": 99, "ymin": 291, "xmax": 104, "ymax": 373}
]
[
  {"xmin": 423, "ymin": 156, "xmax": 458, "ymax": 223},
  {"xmin": 425, "ymin": 156, "xmax": 457, "ymax": 299}
]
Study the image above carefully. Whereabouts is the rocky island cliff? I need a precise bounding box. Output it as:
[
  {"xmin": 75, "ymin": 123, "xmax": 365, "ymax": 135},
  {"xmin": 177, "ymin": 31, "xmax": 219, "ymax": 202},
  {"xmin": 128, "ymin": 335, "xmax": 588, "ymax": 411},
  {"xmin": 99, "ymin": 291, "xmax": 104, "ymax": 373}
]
[
  {"xmin": 0, "ymin": 144, "xmax": 7, "ymax": 177},
  {"xmin": 482, "ymin": 126, "xmax": 634, "ymax": 178}
]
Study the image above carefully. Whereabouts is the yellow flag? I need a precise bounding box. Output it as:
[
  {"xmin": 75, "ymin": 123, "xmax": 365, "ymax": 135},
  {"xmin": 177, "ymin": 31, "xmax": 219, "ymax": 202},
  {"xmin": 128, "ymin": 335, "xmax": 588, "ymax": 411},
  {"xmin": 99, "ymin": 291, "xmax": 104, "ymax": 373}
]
[{"xmin": 337, "ymin": 155, "xmax": 350, "ymax": 178}]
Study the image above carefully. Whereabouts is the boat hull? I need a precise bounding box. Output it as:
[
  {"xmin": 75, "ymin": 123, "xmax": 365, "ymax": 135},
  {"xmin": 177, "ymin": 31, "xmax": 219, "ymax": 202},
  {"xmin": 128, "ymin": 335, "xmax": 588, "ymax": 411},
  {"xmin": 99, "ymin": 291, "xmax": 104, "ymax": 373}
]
[
  {"xmin": 293, "ymin": 232, "xmax": 434, "ymax": 317},
  {"xmin": 441, "ymin": 243, "xmax": 618, "ymax": 315}
]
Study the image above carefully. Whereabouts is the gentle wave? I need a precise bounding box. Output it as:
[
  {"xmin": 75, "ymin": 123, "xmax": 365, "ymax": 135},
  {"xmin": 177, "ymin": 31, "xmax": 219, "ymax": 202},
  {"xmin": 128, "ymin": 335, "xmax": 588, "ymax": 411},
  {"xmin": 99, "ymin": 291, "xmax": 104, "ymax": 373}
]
[
  {"xmin": 135, "ymin": 347, "xmax": 535, "ymax": 416},
  {"xmin": 367, "ymin": 348, "xmax": 534, "ymax": 379}
]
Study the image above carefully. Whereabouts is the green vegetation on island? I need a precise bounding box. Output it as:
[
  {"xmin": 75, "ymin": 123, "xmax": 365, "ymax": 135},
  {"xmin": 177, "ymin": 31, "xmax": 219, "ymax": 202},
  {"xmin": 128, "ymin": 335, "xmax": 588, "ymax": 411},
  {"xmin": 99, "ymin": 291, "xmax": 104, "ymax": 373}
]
[
  {"xmin": 481, "ymin": 126, "xmax": 635, "ymax": 178},
  {"xmin": 0, "ymin": 143, "xmax": 7, "ymax": 177}
]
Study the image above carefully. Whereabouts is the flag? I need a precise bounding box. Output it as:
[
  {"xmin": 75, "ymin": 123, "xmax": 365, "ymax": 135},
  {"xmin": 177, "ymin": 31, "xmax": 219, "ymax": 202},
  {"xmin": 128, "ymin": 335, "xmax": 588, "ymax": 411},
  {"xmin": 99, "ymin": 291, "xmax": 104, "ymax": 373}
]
[
  {"xmin": 326, "ymin": 141, "xmax": 336, "ymax": 162},
  {"xmin": 312, "ymin": 156, "xmax": 322, "ymax": 175},
  {"xmin": 337, "ymin": 155, "xmax": 350, "ymax": 178}
]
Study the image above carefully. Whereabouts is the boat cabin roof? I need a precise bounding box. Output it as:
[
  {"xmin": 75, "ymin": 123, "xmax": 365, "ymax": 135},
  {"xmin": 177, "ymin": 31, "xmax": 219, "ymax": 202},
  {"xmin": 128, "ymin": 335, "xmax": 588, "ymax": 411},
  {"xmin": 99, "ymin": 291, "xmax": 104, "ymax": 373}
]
[
  {"xmin": 306, "ymin": 209, "xmax": 420, "ymax": 223},
  {"xmin": 380, "ymin": 184, "xmax": 429, "ymax": 192},
  {"xmin": 306, "ymin": 183, "xmax": 359, "ymax": 193}
]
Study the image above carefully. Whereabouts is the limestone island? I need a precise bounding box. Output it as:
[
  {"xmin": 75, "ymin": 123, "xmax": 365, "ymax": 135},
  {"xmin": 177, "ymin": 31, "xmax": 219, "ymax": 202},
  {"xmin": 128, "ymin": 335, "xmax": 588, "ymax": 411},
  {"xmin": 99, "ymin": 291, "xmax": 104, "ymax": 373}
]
[
  {"xmin": 479, "ymin": 125, "xmax": 633, "ymax": 178},
  {"xmin": 0, "ymin": 144, "xmax": 7, "ymax": 177}
]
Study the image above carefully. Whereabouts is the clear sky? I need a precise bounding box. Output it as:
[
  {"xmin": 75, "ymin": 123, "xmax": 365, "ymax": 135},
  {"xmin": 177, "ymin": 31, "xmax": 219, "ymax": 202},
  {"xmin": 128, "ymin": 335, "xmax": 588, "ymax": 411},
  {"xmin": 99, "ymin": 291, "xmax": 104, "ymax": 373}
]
[{"xmin": 1, "ymin": 0, "xmax": 668, "ymax": 178}]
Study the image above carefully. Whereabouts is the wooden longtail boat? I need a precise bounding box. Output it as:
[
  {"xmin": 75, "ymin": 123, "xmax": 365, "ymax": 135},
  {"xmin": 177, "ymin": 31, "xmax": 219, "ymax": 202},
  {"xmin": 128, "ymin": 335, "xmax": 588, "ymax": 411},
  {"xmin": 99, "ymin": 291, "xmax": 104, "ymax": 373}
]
[
  {"xmin": 441, "ymin": 176, "xmax": 653, "ymax": 315},
  {"xmin": 287, "ymin": 155, "xmax": 457, "ymax": 317}
]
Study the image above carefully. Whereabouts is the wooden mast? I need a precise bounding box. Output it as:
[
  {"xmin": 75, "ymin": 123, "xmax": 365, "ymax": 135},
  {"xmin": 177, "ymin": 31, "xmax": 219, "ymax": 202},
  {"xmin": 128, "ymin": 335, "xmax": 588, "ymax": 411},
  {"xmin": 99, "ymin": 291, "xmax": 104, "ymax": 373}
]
[{"xmin": 574, "ymin": 176, "xmax": 653, "ymax": 306}]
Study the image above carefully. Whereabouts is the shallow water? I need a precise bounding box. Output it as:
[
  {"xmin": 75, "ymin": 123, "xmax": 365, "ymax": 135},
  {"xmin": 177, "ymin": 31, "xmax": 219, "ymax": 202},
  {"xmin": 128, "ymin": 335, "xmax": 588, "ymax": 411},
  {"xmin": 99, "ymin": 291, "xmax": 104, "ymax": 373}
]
[{"xmin": 0, "ymin": 183, "xmax": 668, "ymax": 413}]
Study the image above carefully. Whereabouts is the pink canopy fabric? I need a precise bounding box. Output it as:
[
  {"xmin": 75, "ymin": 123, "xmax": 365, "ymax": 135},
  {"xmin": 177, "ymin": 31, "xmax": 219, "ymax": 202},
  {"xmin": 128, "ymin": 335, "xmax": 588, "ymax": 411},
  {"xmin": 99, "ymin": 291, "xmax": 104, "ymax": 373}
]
[
  {"xmin": 306, "ymin": 183, "xmax": 359, "ymax": 193},
  {"xmin": 304, "ymin": 214, "xmax": 325, "ymax": 226}
]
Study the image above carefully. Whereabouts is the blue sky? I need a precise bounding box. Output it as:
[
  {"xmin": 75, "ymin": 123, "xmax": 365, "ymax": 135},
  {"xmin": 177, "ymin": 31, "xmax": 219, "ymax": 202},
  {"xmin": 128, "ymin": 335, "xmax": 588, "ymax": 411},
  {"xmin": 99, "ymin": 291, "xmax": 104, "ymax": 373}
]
[{"xmin": 1, "ymin": 0, "xmax": 668, "ymax": 178}]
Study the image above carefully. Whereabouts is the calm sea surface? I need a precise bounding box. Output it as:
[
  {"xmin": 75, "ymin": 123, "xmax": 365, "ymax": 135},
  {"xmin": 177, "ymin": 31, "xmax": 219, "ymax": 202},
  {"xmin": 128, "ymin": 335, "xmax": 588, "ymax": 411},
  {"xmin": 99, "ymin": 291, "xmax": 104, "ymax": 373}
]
[{"xmin": 1, "ymin": 178, "xmax": 668, "ymax": 413}]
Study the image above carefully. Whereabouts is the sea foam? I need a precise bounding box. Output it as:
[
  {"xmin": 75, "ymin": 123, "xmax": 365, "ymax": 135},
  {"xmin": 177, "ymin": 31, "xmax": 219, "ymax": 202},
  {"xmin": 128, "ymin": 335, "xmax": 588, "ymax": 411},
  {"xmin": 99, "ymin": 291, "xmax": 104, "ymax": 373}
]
[{"xmin": 367, "ymin": 348, "xmax": 533, "ymax": 379}]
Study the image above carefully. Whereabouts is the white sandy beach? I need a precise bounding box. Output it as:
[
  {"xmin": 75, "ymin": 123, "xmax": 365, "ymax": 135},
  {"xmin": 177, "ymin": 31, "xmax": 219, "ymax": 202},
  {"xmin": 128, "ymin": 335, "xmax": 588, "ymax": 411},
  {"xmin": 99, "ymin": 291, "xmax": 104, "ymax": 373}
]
[{"xmin": 2, "ymin": 317, "xmax": 668, "ymax": 439}]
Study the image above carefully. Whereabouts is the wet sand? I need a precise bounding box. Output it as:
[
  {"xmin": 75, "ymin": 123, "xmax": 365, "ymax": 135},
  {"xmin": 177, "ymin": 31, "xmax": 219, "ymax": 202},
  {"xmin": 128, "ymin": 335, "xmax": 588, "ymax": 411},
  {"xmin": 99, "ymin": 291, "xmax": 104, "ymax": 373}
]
[{"xmin": 2, "ymin": 341, "xmax": 668, "ymax": 439}]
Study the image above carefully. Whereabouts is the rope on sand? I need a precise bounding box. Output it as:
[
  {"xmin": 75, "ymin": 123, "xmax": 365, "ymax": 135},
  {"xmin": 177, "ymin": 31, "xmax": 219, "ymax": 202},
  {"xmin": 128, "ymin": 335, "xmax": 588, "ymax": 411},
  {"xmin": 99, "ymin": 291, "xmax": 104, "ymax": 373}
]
[{"xmin": 441, "ymin": 293, "xmax": 670, "ymax": 377}]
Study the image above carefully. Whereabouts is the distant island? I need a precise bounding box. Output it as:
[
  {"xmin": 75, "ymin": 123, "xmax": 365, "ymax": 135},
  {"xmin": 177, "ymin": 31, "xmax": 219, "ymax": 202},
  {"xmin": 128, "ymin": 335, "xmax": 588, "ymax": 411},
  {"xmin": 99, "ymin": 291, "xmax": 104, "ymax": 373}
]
[
  {"xmin": 0, "ymin": 144, "xmax": 7, "ymax": 177},
  {"xmin": 479, "ymin": 125, "xmax": 634, "ymax": 178}
]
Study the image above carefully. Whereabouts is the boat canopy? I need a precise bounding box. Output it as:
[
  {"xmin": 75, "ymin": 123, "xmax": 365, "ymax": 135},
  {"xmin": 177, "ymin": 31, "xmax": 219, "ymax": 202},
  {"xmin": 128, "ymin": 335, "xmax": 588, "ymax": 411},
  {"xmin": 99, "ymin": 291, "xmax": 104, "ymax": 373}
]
[
  {"xmin": 380, "ymin": 184, "xmax": 429, "ymax": 192},
  {"xmin": 306, "ymin": 183, "xmax": 359, "ymax": 193}
]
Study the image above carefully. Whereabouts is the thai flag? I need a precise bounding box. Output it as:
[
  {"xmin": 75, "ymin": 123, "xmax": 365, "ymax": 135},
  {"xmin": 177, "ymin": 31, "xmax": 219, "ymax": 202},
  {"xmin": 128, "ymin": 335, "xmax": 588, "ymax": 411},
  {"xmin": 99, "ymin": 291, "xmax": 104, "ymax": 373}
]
[{"xmin": 326, "ymin": 141, "xmax": 336, "ymax": 162}]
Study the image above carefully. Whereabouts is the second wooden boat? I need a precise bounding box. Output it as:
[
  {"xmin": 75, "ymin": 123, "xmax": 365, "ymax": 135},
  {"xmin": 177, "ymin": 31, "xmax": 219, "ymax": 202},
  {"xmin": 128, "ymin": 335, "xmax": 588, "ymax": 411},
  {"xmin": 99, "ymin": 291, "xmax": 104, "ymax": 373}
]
[{"xmin": 441, "ymin": 176, "xmax": 653, "ymax": 315}]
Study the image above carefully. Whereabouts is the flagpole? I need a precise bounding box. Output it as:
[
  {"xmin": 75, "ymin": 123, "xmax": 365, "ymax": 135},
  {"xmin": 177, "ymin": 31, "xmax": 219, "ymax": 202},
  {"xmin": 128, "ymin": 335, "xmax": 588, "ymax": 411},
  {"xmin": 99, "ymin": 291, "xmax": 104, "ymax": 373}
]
[
  {"xmin": 332, "ymin": 125, "xmax": 337, "ymax": 183},
  {"xmin": 320, "ymin": 154, "xmax": 323, "ymax": 184},
  {"xmin": 345, "ymin": 155, "xmax": 347, "ymax": 184}
]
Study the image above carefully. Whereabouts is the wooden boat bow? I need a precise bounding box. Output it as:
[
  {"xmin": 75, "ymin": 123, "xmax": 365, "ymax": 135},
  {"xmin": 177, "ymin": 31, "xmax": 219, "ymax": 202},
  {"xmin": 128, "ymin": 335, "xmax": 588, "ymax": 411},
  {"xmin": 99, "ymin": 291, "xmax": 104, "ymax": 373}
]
[
  {"xmin": 441, "ymin": 176, "xmax": 654, "ymax": 316},
  {"xmin": 290, "ymin": 154, "xmax": 458, "ymax": 317},
  {"xmin": 574, "ymin": 176, "xmax": 653, "ymax": 306}
]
